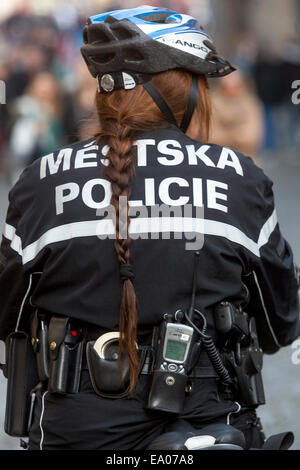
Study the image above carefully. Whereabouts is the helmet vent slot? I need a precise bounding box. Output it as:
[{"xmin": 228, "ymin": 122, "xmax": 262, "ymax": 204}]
[
  {"xmin": 139, "ymin": 13, "xmax": 173, "ymax": 23},
  {"xmin": 91, "ymin": 53, "xmax": 116, "ymax": 64},
  {"xmin": 90, "ymin": 29, "xmax": 111, "ymax": 45},
  {"xmin": 123, "ymin": 48, "xmax": 144, "ymax": 62},
  {"xmin": 112, "ymin": 25, "xmax": 135, "ymax": 40}
]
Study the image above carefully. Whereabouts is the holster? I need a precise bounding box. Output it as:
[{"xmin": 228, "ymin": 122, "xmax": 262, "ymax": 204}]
[
  {"xmin": 220, "ymin": 316, "xmax": 266, "ymax": 407},
  {"xmin": 4, "ymin": 331, "xmax": 39, "ymax": 437},
  {"xmin": 48, "ymin": 316, "xmax": 84, "ymax": 394},
  {"xmin": 30, "ymin": 310, "xmax": 50, "ymax": 382}
]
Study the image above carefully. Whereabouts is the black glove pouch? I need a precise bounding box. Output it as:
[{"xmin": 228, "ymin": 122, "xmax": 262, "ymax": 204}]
[
  {"xmin": 86, "ymin": 341, "xmax": 130, "ymax": 398},
  {"xmin": 4, "ymin": 331, "xmax": 39, "ymax": 437}
]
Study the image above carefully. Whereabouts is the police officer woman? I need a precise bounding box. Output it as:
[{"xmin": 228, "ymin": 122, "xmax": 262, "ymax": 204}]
[{"xmin": 0, "ymin": 6, "xmax": 299, "ymax": 450}]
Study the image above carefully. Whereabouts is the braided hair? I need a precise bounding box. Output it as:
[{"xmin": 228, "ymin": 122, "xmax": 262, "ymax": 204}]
[
  {"xmin": 103, "ymin": 122, "xmax": 139, "ymax": 392},
  {"xmin": 95, "ymin": 69, "xmax": 211, "ymax": 393}
]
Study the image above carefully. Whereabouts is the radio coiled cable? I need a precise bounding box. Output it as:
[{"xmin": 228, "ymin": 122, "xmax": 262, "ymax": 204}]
[{"xmin": 184, "ymin": 310, "xmax": 232, "ymax": 385}]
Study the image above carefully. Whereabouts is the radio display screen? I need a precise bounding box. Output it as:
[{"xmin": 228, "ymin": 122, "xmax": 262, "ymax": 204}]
[{"xmin": 165, "ymin": 340, "xmax": 186, "ymax": 362}]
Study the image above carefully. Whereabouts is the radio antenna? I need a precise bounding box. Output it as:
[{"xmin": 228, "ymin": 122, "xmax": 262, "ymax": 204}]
[{"xmin": 188, "ymin": 251, "xmax": 200, "ymax": 320}]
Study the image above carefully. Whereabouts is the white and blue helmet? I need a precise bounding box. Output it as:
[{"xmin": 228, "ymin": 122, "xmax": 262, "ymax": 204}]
[{"xmin": 81, "ymin": 5, "xmax": 235, "ymax": 93}]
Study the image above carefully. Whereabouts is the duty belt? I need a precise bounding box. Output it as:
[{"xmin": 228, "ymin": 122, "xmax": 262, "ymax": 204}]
[
  {"xmin": 81, "ymin": 322, "xmax": 219, "ymax": 378},
  {"xmin": 138, "ymin": 345, "xmax": 219, "ymax": 379},
  {"xmin": 31, "ymin": 312, "xmax": 220, "ymax": 396}
]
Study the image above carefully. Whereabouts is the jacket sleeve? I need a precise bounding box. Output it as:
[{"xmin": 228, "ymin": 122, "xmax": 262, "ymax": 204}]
[
  {"xmin": 242, "ymin": 161, "xmax": 300, "ymax": 354},
  {"xmin": 0, "ymin": 193, "xmax": 31, "ymax": 349}
]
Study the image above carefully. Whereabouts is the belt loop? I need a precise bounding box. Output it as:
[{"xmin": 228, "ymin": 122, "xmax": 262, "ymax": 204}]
[{"xmin": 139, "ymin": 346, "xmax": 153, "ymax": 375}]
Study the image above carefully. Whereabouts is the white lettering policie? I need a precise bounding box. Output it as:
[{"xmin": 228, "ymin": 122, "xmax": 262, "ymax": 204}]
[
  {"xmin": 3, "ymin": 134, "xmax": 279, "ymax": 265},
  {"xmin": 40, "ymin": 139, "xmax": 243, "ymax": 216}
]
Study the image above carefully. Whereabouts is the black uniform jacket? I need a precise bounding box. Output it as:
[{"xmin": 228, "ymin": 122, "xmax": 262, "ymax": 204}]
[{"xmin": 0, "ymin": 125, "xmax": 299, "ymax": 356}]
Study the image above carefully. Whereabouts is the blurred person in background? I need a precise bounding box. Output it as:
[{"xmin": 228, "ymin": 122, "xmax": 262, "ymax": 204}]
[
  {"xmin": 72, "ymin": 58, "xmax": 98, "ymax": 141},
  {"xmin": 253, "ymin": 37, "xmax": 300, "ymax": 155},
  {"xmin": 2, "ymin": 14, "xmax": 57, "ymax": 97},
  {"xmin": 233, "ymin": 32, "xmax": 259, "ymax": 77},
  {"xmin": 272, "ymin": 37, "xmax": 300, "ymax": 152},
  {"xmin": 7, "ymin": 71, "xmax": 76, "ymax": 183},
  {"xmin": 0, "ymin": 13, "xmax": 70, "ymax": 181},
  {"xmin": 0, "ymin": 61, "xmax": 9, "ymax": 174},
  {"xmin": 210, "ymin": 70, "xmax": 264, "ymax": 163},
  {"xmin": 253, "ymin": 47, "xmax": 282, "ymax": 154}
]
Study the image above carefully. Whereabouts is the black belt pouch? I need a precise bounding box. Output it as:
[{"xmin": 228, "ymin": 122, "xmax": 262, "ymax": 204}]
[
  {"xmin": 86, "ymin": 341, "xmax": 130, "ymax": 398},
  {"xmin": 147, "ymin": 369, "xmax": 188, "ymax": 414},
  {"xmin": 4, "ymin": 331, "xmax": 39, "ymax": 437}
]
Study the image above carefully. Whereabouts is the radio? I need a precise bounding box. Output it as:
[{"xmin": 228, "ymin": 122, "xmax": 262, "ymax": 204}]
[
  {"xmin": 147, "ymin": 314, "xmax": 195, "ymax": 414},
  {"xmin": 156, "ymin": 320, "xmax": 194, "ymax": 374}
]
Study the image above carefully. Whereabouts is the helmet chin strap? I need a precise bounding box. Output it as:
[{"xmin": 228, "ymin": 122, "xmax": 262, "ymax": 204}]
[
  {"xmin": 143, "ymin": 81, "xmax": 178, "ymax": 127},
  {"xmin": 143, "ymin": 74, "xmax": 199, "ymax": 133},
  {"xmin": 180, "ymin": 75, "xmax": 199, "ymax": 133}
]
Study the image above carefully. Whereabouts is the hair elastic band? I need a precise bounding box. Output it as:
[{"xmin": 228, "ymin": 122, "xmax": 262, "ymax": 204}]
[{"xmin": 120, "ymin": 263, "xmax": 135, "ymax": 282}]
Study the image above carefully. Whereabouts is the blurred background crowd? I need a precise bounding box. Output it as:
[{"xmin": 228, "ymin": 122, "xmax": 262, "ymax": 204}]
[
  {"xmin": 0, "ymin": 0, "xmax": 300, "ymax": 451},
  {"xmin": 0, "ymin": 0, "xmax": 299, "ymax": 181}
]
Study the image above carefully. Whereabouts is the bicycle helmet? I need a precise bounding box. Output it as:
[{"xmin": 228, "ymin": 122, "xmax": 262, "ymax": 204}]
[{"xmin": 81, "ymin": 5, "xmax": 236, "ymax": 131}]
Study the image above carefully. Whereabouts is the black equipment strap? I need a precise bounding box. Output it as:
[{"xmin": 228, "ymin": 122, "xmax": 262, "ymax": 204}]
[
  {"xmin": 143, "ymin": 81, "xmax": 178, "ymax": 127},
  {"xmin": 180, "ymin": 74, "xmax": 199, "ymax": 133},
  {"xmin": 30, "ymin": 310, "xmax": 39, "ymax": 353},
  {"xmin": 190, "ymin": 364, "xmax": 219, "ymax": 379}
]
